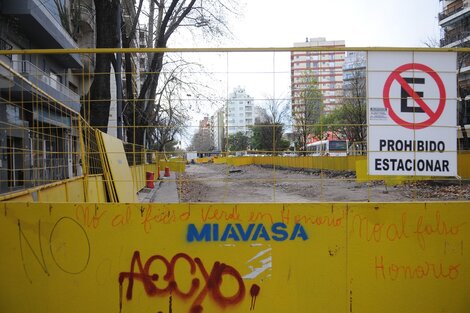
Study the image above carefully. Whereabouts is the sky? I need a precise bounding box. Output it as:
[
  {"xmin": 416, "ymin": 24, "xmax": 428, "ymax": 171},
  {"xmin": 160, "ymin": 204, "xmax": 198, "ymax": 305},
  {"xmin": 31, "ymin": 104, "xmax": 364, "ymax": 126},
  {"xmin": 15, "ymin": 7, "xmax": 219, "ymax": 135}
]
[
  {"xmin": 230, "ymin": 0, "xmax": 441, "ymax": 47},
  {"xmin": 177, "ymin": 0, "xmax": 443, "ymax": 146}
]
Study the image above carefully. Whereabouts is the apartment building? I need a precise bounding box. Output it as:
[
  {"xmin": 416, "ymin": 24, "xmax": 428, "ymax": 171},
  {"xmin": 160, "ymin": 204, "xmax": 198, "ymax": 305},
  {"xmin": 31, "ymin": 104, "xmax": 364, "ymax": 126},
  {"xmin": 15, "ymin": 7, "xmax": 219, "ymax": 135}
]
[
  {"xmin": 343, "ymin": 51, "xmax": 366, "ymax": 91},
  {"xmin": 0, "ymin": 0, "xmax": 89, "ymax": 194},
  {"xmin": 227, "ymin": 86, "xmax": 256, "ymax": 136},
  {"xmin": 210, "ymin": 108, "xmax": 225, "ymax": 151},
  {"xmin": 439, "ymin": 0, "xmax": 470, "ymax": 148},
  {"xmin": 291, "ymin": 37, "xmax": 345, "ymax": 115}
]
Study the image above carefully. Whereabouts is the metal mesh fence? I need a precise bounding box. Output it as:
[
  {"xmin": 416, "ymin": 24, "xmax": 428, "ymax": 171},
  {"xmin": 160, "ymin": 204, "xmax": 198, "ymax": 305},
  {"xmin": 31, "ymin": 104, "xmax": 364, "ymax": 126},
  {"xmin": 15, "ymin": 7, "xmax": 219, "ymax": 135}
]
[{"xmin": 0, "ymin": 48, "xmax": 469, "ymax": 202}]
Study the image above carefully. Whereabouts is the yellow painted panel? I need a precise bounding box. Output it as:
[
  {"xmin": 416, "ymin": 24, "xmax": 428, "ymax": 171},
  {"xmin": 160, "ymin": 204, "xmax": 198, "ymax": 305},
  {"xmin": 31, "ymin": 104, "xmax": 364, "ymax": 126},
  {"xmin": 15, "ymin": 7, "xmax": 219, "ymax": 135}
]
[
  {"xmin": 86, "ymin": 176, "xmax": 99, "ymax": 202},
  {"xmin": 458, "ymin": 151, "xmax": 470, "ymax": 179},
  {"xmin": 356, "ymin": 159, "xmax": 431, "ymax": 185},
  {"xmin": 227, "ymin": 156, "xmax": 254, "ymax": 166},
  {"xmin": 94, "ymin": 176, "xmax": 106, "ymax": 203},
  {"xmin": 86, "ymin": 175, "xmax": 106, "ymax": 203},
  {"xmin": 66, "ymin": 180, "xmax": 85, "ymax": 203},
  {"xmin": 95, "ymin": 130, "xmax": 117, "ymax": 202},
  {"xmin": 3, "ymin": 193, "xmax": 34, "ymax": 202},
  {"xmin": 130, "ymin": 165, "xmax": 146, "ymax": 192},
  {"xmin": 98, "ymin": 132, "xmax": 137, "ymax": 202},
  {"xmin": 0, "ymin": 202, "xmax": 347, "ymax": 313},
  {"xmin": 37, "ymin": 184, "xmax": 67, "ymax": 202},
  {"xmin": 1, "ymin": 202, "xmax": 468, "ymax": 313},
  {"xmin": 348, "ymin": 202, "xmax": 470, "ymax": 312},
  {"xmin": 250, "ymin": 156, "xmax": 356, "ymax": 171},
  {"xmin": 195, "ymin": 157, "xmax": 210, "ymax": 164},
  {"xmin": 213, "ymin": 157, "xmax": 227, "ymax": 164},
  {"xmin": 159, "ymin": 160, "xmax": 186, "ymax": 172}
]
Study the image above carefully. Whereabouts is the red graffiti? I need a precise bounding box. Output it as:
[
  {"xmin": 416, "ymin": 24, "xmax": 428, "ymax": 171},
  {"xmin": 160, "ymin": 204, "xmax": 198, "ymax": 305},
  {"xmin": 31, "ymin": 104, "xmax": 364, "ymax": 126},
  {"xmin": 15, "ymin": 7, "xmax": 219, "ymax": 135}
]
[
  {"xmin": 119, "ymin": 251, "xmax": 258, "ymax": 312},
  {"xmin": 249, "ymin": 284, "xmax": 260, "ymax": 311}
]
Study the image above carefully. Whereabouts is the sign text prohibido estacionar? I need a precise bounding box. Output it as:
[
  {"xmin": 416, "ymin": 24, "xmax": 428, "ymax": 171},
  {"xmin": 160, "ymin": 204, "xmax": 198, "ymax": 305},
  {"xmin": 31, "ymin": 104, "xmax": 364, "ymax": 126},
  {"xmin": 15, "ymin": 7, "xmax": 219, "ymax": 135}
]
[{"xmin": 367, "ymin": 51, "xmax": 457, "ymax": 176}]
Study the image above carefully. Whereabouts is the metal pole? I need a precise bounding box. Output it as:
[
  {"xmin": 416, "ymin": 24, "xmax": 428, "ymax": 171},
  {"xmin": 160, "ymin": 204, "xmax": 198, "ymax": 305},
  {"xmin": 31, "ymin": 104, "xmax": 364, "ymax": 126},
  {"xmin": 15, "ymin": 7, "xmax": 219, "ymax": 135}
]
[{"xmin": 116, "ymin": 3, "xmax": 123, "ymax": 140}]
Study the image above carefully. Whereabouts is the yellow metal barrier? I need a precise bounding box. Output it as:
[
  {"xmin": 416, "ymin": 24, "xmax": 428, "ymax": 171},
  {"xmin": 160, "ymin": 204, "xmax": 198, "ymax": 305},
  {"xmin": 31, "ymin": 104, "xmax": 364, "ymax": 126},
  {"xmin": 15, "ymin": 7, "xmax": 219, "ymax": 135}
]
[
  {"xmin": 0, "ymin": 175, "xmax": 108, "ymax": 203},
  {"xmin": 3, "ymin": 151, "xmax": 469, "ymax": 203},
  {"xmin": 222, "ymin": 154, "xmax": 470, "ymax": 181},
  {"xmin": 458, "ymin": 151, "xmax": 470, "ymax": 178},
  {"xmin": 159, "ymin": 160, "xmax": 186, "ymax": 173},
  {"xmin": 194, "ymin": 157, "xmax": 211, "ymax": 164},
  {"xmin": 226, "ymin": 156, "xmax": 255, "ymax": 166},
  {"xmin": 85, "ymin": 175, "xmax": 107, "ymax": 203},
  {"xmin": 226, "ymin": 156, "xmax": 358, "ymax": 171},
  {"xmin": 355, "ymin": 159, "xmax": 432, "ymax": 185},
  {"xmin": 213, "ymin": 157, "xmax": 228, "ymax": 164},
  {"xmin": 1, "ymin": 202, "xmax": 468, "ymax": 313}
]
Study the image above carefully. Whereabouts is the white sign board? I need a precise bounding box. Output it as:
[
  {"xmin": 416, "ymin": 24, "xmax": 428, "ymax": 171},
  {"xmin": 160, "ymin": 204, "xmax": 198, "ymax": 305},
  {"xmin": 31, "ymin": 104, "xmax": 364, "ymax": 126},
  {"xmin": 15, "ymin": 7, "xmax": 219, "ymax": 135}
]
[{"xmin": 367, "ymin": 51, "xmax": 457, "ymax": 176}]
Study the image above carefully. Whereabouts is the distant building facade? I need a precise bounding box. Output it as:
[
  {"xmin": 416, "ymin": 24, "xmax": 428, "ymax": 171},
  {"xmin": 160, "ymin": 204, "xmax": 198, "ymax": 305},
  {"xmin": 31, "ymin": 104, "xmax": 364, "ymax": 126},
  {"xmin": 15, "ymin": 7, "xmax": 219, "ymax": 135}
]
[
  {"xmin": 210, "ymin": 108, "xmax": 225, "ymax": 151},
  {"xmin": 227, "ymin": 87, "xmax": 257, "ymax": 136},
  {"xmin": 342, "ymin": 51, "xmax": 366, "ymax": 91},
  {"xmin": 291, "ymin": 37, "xmax": 346, "ymax": 115}
]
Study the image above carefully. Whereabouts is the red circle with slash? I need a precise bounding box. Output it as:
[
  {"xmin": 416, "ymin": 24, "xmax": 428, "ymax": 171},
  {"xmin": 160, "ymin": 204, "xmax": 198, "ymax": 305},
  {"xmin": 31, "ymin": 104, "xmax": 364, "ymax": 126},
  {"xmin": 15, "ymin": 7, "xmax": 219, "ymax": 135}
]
[{"xmin": 382, "ymin": 63, "xmax": 446, "ymax": 129}]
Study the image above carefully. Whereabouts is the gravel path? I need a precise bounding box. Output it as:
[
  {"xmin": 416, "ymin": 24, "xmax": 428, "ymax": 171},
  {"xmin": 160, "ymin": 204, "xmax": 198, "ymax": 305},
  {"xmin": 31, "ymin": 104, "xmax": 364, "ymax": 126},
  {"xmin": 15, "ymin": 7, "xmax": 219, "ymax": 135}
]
[{"xmin": 177, "ymin": 163, "xmax": 470, "ymax": 202}]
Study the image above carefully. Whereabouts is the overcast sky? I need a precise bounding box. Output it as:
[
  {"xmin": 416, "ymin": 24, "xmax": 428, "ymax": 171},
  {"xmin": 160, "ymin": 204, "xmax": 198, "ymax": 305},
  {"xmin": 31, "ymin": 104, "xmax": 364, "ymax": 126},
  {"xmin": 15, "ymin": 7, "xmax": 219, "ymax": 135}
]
[
  {"xmin": 194, "ymin": 0, "xmax": 443, "ymax": 99},
  {"xmin": 230, "ymin": 0, "xmax": 441, "ymax": 47},
  {"xmin": 180, "ymin": 0, "xmax": 443, "ymax": 146}
]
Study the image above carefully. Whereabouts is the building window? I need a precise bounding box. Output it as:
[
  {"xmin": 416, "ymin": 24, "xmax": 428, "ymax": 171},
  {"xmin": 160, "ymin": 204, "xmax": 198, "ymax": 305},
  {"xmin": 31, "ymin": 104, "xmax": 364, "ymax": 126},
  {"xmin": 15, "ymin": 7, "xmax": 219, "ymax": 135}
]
[
  {"xmin": 7, "ymin": 136, "xmax": 24, "ymax": 187},
  {"xmin": 68, "ymin": 82, "xmax": 78, "ymax": 94}
]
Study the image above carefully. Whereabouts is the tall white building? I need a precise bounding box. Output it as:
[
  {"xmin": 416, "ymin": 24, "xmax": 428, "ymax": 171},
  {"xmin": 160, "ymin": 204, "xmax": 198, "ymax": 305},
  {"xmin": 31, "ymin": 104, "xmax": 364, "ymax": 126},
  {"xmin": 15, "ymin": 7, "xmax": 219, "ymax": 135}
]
[
  {"xmin": 227, "ymin": 87, "xmax": 256, "ymax": 136},
  {"xmin": 210, "ymin": 108, "xmax": 225, "ymax": 151}
]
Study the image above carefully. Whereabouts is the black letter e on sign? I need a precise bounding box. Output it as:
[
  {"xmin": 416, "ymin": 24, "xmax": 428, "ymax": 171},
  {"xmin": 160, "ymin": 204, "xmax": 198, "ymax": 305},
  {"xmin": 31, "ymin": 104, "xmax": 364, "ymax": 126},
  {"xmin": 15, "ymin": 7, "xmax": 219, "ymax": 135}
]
[{"xmin": 401, "ymin": 77, "xmax": 425, "ymax": 113}]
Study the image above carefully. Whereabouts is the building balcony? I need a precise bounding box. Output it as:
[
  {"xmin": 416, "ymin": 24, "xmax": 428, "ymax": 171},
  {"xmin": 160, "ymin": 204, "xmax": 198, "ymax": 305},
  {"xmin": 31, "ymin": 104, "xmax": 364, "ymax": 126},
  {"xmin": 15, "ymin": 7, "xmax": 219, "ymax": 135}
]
[
  {"xmin": 440, "ymin": 33, "xmax": 470, "ymax": 47},
  {"xmin": 440, "ymin": 21, "xmax": 470, "ymax": 46},
  {"xmin": 439, "ymin": 0, "xmax": 470, "ymax": 26},
  {"xmin": 1, "ymin": 0, "xmax": 82, "ymax": 68},
  {"xmin": 0, "ymin": 38, "xmax": 13, "ymax": 60},
  {"xmin": 7, "ymin": 60, "xmax": 81, "ymax": 112}
]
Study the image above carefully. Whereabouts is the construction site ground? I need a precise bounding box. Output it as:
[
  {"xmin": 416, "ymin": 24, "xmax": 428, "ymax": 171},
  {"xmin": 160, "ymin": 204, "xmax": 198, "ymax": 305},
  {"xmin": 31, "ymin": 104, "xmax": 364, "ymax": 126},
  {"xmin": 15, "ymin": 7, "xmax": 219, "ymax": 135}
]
[{"xmin": 178, "ymin": 163, "xmax": 470, "ymax": 203}]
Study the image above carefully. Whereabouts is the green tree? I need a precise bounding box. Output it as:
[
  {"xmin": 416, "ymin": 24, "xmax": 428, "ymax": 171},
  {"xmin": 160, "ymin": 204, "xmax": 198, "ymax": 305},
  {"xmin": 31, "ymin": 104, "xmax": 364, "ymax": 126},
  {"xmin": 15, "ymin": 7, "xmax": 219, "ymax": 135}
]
[
  {"xmin": 227, "ymin": 132, "xmax": 250, "ymax": 152},
  {"xmin": 292, "ymin": 74, "xmax": 324, "ymax": 151},
  {"xmin": 251, "ymin": 123, "xmax": 289, "ymax": 154},
  {"xmin": 328, "ymin": 69, "xmax": 367, "ymax": 154}
]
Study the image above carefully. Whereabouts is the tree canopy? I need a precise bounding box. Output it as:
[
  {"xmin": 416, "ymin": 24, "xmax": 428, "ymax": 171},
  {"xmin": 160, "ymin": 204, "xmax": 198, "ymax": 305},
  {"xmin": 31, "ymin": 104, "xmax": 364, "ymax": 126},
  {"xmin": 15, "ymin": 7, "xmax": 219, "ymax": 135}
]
[
  {"xmin": 292, "ymin": 75, "xmax": 324, "ymax": 150},
  {"xmin": 227, "ymin": 132, "xmax": 250, "ymax": 152},
  {"xmin": 82, "ymin": 0, "xmax": 239, "ymax": 147}
]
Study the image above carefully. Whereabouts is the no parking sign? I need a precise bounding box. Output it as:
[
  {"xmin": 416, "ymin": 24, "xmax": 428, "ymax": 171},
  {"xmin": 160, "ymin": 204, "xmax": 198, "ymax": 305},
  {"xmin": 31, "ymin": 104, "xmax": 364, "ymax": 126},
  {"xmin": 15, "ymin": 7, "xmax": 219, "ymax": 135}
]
[{"xmin": 367, "ymin": 52, "xmax": 457, "ymax": 176}]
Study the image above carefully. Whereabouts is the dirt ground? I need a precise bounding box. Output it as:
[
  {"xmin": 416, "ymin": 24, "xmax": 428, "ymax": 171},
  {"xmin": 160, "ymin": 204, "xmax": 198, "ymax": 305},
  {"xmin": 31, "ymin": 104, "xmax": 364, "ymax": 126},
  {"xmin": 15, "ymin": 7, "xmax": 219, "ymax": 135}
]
[{"xmin": 177, "ymin": 163, "xmax": 470, "ymax": 203}]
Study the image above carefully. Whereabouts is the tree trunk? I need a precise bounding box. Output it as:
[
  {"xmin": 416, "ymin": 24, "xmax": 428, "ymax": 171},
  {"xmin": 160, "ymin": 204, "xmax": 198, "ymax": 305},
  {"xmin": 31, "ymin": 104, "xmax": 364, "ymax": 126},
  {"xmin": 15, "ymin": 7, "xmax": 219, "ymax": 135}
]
[{"xmin": 83, "ymin": 0, "xmax": 119, "ymax": 132}]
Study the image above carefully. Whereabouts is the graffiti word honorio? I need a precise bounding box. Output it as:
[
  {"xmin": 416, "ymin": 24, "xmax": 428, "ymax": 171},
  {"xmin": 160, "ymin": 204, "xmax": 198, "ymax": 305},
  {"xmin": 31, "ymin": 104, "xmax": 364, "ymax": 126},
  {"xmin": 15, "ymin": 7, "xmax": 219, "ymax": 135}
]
[
  {"xmin": 187, "ymin": 223, "xmax": 308, "ymax": 242},
  {"xmin": 118, "ymin": 251, "xmax": 260, "ymax": 313}
]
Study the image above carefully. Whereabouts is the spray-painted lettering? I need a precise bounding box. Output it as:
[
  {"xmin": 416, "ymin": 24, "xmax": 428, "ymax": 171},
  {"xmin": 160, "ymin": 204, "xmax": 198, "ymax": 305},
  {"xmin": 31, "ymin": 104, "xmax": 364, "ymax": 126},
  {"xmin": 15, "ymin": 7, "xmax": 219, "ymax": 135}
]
[
  {"xmin": 18, "ymin": 217, "xmax": 91, "ymax": 282},
  {"xmin": 118, "ymin": 251, "xmax": 258, "ymax": 313},
  {"xmin": 187, "ymin": 223, "xmax": 308, "ymax": 242}
]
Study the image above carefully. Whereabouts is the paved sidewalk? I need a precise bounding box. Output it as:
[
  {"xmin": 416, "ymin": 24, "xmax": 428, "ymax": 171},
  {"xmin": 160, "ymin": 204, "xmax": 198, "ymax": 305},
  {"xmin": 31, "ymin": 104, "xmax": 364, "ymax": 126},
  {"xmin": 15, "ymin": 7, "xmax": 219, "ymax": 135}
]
[{"xmin": 138, "ymin": 171, "xmax": 180, "ymax": 203}]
